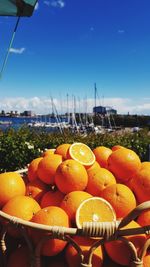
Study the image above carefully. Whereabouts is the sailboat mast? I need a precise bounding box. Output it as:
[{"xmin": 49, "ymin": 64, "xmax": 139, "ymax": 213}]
[
  {"xmin": 94, "ymin": 83, "xmax": 97, "ymax": 120},
  {"xmin": 67, "ymin": 93, "xmax": 69, "ymax": 123}
]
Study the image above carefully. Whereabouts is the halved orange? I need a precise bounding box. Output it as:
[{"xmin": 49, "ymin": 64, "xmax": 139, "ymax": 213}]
[
  {"xmin": 76, "ymin": 197, "xmax": 116, "ymax": 229},
  {"xmin": 68, "ymin": 142, "xmax": 95, "ymax": 167}
]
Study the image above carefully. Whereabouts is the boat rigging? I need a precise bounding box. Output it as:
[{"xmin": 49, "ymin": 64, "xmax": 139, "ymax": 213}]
[{"xmin": 0, "ymin": 0, "xmax": 38, "ymax": 78}]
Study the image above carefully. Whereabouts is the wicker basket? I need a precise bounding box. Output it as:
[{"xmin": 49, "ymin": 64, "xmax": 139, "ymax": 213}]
[{"xmin": 0, "ymin": 169, "xmax": 150, "ymax": 267}]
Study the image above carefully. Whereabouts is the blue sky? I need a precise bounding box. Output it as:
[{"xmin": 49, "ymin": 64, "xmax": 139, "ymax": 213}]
[{"xmin": 0, "ymin": 0, "xmax": 150, "ymax": 115}]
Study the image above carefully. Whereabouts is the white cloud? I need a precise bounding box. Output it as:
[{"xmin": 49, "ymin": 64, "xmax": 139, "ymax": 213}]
[
  {"xmin": 44, "ymin": 0, "xmax": 65, "ymax": 8},
  {"xmin": 0, "ymin": 96, "xmax": 150, "ymax": 115},
  {"xmin": 9, "ymin": 47, "xmax": 26, "ymax": 54}
]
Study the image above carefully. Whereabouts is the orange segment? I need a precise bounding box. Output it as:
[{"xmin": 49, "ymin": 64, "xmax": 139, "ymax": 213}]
[
  {"xmin": 75, "ymin": 197, "xmax": 116, "ymax": 228},
  {"xmin": 69, "ymin": 142, "xmax": 95, "ymax": 167}
]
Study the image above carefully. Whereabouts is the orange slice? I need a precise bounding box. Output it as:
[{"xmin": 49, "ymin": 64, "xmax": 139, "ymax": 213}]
[
  {"xmin": 69, "ymin": 142, "xmax": 95, "ymax": 167},
  {"xmin": 76, "ymin": 197, "xmax": 116, "ymax": 228}
]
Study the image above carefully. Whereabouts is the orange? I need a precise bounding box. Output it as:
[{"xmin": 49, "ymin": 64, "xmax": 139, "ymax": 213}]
[
  {"xmin": 40, "ymin": 188, "xmax": 65, "ymax": 208},
  {"xmin": 0, "ymin": 172, "xmax": 26, "ymax": 208},
  {"xmin": 86, "ymin": 160, "xmax": 101, "ymax": 173},
  {"xmin": 137, "ymin": 209, "xmax": 150, "ymax": 227},
  {"xmin": 2, "ymin": 195, "xmax": 41, "ymax": 237},
  {"xmin": 111, "ymin": 145, "xmax": 125, "ymax": 151},
  {"xmin": 143, "ymin": 251, "xmax": 150, "ymax": 267},
  {"xmin": 55, "ymin": 143, "xmax": 71, "ymax": 160},
  {"xmin": 42, "ymin": 148, "xmax": 56, "ymax": 157},
  {"xmin": 141, "ymin": 161, "xmax": 150, "ymax": 170},
  {"xmin": 101, "ymin": 183, "xmax": 137, "ymax": 219},
  {"xmin": 30, "ymin": 206, "xmax": 69, "ymax": 256},
  {"xmin": 104, "ymin": 220, "xmax": 146, "ymax": 266},
  {"xmin": 25, "ymin": 178, "xmax": 48, "ymax": 203},
  {"xmin": 65, "ymin": 236, "xmax": 103, "ymax": 267},
  {"xmin": 93, "ymin": 146, "xmax": 112, "ymax": 169},
  {"xmin": 37, "ymin": 154, "xmax": 62, "ymax": 184},
  {"xmin": 68, "ymin": 142, "xmax": 95, "ymax": 167},
  {"xmin": 107, "ymin": 148, "xmax": 141, "ymax": 182},
  {"xmin": 86, "ymin": 167, "xmax": 116, "ymax": 196},
  {"xmin": 6, "ymin": 246, "xmax": 32, "ymax": 267},
  {"xmin": 27, "ymin": 157, "xmax": 43, "ymax": 182},
  {"xmin": 54, "ymin": 159, "xmax": 88, "ymax": 194},
  {"xmin": 131, "ymin": 168, "xmax": 150, "ymax": 203},
  {"xmin": 124, "ymin": 176, "xmax": 135, "ymax": 191},
  {"xmin": 60, "ymin": 191, "xmax": 92, "ymax": 224},
  {"xmin": 2, "ymin": 195, "xmax": 41, "ymax": 221},
  {"xmin": 76, "ymin": 197, "xmax": 116, "ymax": 229}
]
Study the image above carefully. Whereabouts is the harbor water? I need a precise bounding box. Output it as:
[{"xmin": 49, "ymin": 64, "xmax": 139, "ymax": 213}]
[{"xmin": 0, "ymin": 116, "xmax": 67, "ymax": 132}]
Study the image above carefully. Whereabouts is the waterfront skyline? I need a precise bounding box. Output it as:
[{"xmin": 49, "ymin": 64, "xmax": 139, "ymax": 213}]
[{"xmin": 0, "ymin": 0, "xmax": 150, "ymax": 115}]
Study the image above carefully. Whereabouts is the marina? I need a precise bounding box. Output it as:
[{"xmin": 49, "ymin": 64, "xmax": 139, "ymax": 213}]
[{"xmin": 0, "ymin": 111, "xmax": 118, "ymax": 135}]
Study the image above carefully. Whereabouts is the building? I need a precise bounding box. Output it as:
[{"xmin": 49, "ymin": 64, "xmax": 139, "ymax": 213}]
[
  {"xmin": 93, "ymin": 106, "xmax": 117, "ymax": 115},
  {"xmin": 106, "ymin": 106, "xmax": 117, "ymax": 115},
  {"xmin": 93, "ymin": 106, "xmax": 106, "ymax": 115},
  {"xmin": 21, "ymin": 110, "xmax": 34, "ymax": 117}
]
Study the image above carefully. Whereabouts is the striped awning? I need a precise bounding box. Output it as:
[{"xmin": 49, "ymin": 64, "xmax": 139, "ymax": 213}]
[{"xmin": 0, "ymin": 0, "xmax": 38, "ymax": 17}]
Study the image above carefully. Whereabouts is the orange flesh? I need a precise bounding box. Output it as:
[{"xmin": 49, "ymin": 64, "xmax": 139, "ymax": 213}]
[
  {"xmin": 70, "ymin": 143, "xmax": 95, "ymax": 166},
  {"xmin": 76, "ymin": 197, "xmax": 116, "ymax": 228}
]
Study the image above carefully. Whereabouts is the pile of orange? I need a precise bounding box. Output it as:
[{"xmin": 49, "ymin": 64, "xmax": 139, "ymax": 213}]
[{"xmin": 0, "ymin": 142, "xmax": 150, "ymax": 267}]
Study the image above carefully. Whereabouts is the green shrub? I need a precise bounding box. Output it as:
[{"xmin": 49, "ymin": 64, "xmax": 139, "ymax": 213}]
[{"xmin": 0, "ymin": 127, "xmax": 150, "ymax": 173}]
